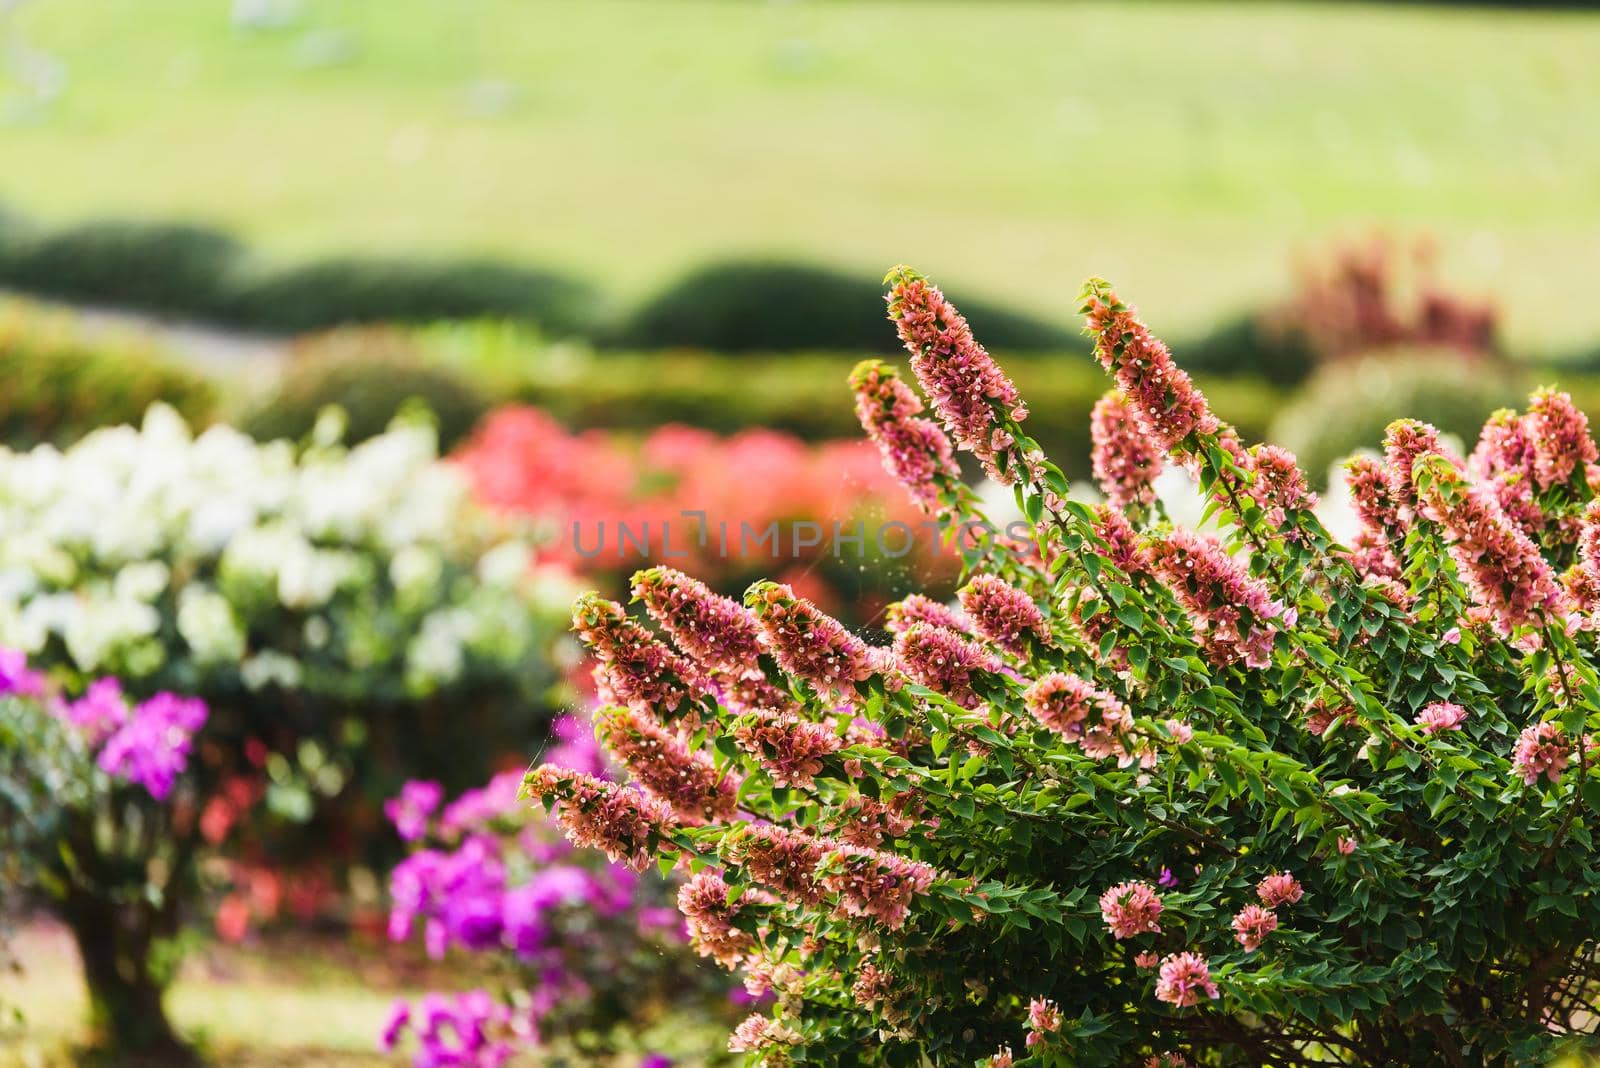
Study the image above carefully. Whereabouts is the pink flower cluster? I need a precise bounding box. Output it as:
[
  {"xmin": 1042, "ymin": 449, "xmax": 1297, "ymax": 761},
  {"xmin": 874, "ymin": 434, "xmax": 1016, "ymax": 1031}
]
[
  {"xmin": 816, "ymin": 842, "xmax": 938, "ymax": 929},
  {"xmin": 1091, "ymin": 389, "xmax": 1165, "ymax": 510},
  {"xmin": 1383, "ymin": 419, "xmax": 1453, "ymax": 521},
  {"xmin": 885, "ymin": 593, "xmax": 969, "ymax": 637},
  {"xmin": 722, "ymin": 824, "xmax": 829, "ymax": 906},
  {"xmin": 1231, "ymin": 904, "xmax": 1278, "ymax": 952},
  {"xmin": 633, "ymin": 565, "xmax": 763, "ymax": 676},
  {"xmin": 1245, "ymin": 444, "xmax": 1319, "ymax": 528},
  {"xmin": 1415, "ymin": 701, "xmax": 1469, "ymax": 736},
  {"xmin": 728, "ymin": 1013, "xmax": 803, "ymax": 1054},
  {"xmin": 732, "ymin": 708, "xmax": 842, "ymax": 789},
  {"xmin": 521, "ymin": 765, "xmax": 678, "ymax": 871},
  {"xmin": 745, "ymin": 582, "xmax": 877, "ymax": 696},
  {"xmin": 1025, "ymin": 997, "xmax": 1062, "ymax": 1049},
  {"xmin": 1257, "ymin": 872, "xmax": 1304, "ymax": 907},
  {"xmin": 1154, "ymin": 952, "xmax": 1219, "ymax": 1007},
  {"xmin": 958, "ymin": 575, "xmax": 1049, "ymax": 656},
  {"xmin": 1082, "ymin": 282, "xmax": 1219, "ymax": 451},
  {"xmin": 678, "ymin": 870, "xmax": 763, "ymax": 966},
  {"xmin": 1147, "ymin": 529, "xmax": 1292, "ymax": 669},
  {"xmin": 892, "ymin": 622, "xmax": 1002, "ymax": 710},
  {"xmin": 850, "ymin": 358, "xmax": 962, "ymax": 513},
  {"xmin": 594, "ymin": 705, "xmax": 739, "ymax": 823},
  {"xmin": 1410, "ymin": 451, "xmax": 1567, "ymax": 633},
  {"xmin": 886, "ymin": 267, "xmax": 1029, "ymax": 484},
  {"xmin": 1023, "ymin": 671, "xmax": 1133, "ymax": 760},
  {"xmin": 572, "ymin": 593, "xmax": 703, "ymax": 717},
  {"xmin": 1099, "ymin": 881, "xmax": 1164, "ymax": 939},
  {"xmin": 1511, "ymin": 722, "xmax": 1571, "ymax": 785}
]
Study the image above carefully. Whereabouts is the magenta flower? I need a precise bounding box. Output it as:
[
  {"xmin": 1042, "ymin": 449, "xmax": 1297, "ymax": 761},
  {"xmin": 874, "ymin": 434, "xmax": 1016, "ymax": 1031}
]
[
  {"xmin": 886, "ymin": 267, "xmax": 1029, "ymax": 484},
  {"xmin": 1231, "ymin": 904, "xmax": 1278, "ymax": 952},
  {"xmin": 1099, "ymin": 880, "xmax": 1164, "ymax": 940},
  {"xmin": 1256, "ymin": 872, "xmax": 1304, "ymax": 908},
  {"xmin": 733, "ymin": 708, "xmax": 842, "ymax": 789},
  {"xmin": 1147, "ymin": 529, "xmax": 1291, "ymax": 669},
  {"xmin": 95, "ymin": 692, "xmax": 208, "ymax": 802},
  {"xmin": 1512, "ymin": 721, "xmax": 1571, "ymax": 786},
  {"xmin": 1154, "ymin": 952, "xmax": 1219, "ymax": 1007},
  {"xmin": 850, "ymin": 358, "xmax": 962, "ymax": 512},
  {"xmin": 0, "ymin": 647, "xmax": 47, "ymax": 700},
  {"xmin": 386, "ymin": 780, "xmax": 445, "ymax": 843},
  {"xmin": 594, "ymin": 705, "xmax": 739, "ymax": 824},
  {"xmin": 1082, "ymin": 282, "xmax": 1219, "ymax": 451},
  {"xmin": 958, "ymin": 575, "xmax": 1050, "ymax": 656},
  {"xmin": 745, "ymin": 581, "xmax": 877, "ymax": 696},
  {"xmin": 1414, "ymin": 701, "xmax": 1469, "ymax": 736},
  {"xmin": 56, "ymin": 677, "xmax": 130, "ymax": 746},
  {"xmin": 632, "ymin": 566, "xmax": 764, "ymax": 676},
  {"xmin": 1091, "ymin": 389, "xmax": 1165, "ymax": 510}
]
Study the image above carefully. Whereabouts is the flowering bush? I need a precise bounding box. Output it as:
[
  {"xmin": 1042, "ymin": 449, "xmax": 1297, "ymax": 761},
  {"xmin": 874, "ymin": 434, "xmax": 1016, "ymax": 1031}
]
[
  {"xmin": 381, "ymin": 714, "xmax": 736, "ymax": 1066},
  {"xmin": 523, "ymin": 267, "xmax": 1600, "ymax": 1065},
  {"xmin": 0, "ymin": 408, "xmax": 569, "ymax": 1056},
  {"xmin": 0, "ymin": 655, "xmax": 211, "ymax": 1057},
  {"xmin": 453, "ymin": 406, "xmax": 956, "ymax": 618}
]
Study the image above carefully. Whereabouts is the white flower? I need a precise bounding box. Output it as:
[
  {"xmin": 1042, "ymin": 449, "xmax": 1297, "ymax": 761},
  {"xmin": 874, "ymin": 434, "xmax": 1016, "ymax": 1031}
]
[{"xmin": 177, "ymin": 586, "xmax": 246, "ymax": 664}]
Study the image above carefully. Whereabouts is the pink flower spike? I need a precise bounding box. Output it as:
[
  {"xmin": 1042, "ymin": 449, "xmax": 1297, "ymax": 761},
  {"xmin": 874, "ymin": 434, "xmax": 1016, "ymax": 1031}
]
[
  {"xmin": 632, "ymin": 566, "xmax": 764, "ymax": 676},
  {"xmin": 850, "ymin": 359, "xmax": 963, "ymax": 513},
  {"xmin": 1090, "ymin": 388, "xmax": 1165, "ymax": 510},
  {"xmin": 886, "ymin": 268, "xmax": 1028, "ymax": 484},
  {"xmin": 1082, "ymin": 281, "xmax": 1219, "ymax": 451},
  {"xmin": 745, "ymin": 581, "xmax": 877, "ymax": 696}
]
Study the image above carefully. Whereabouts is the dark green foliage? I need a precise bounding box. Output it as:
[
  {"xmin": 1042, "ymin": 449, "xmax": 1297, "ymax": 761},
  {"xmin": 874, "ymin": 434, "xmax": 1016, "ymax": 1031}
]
[
  {"xmin": 224, "ymin": 256, "xmax": 602, "ymax": 336},
  {"xmin": 0, "ymin": 220, "xmax": 245, "ymax": 317},
  {"xmin": 614, "ymin": 260, "xmax": 1076, "ymax": 352},
  {"xmin": 1176, "ymin": 313, "xmax": 1318, "ymax": 386},
  {"xmin": 239, "ymin": 327, "xmax": 490, "ymax": 449},
  {"xmin": 0, "ymin": 301, "xmax": 219, "ymax": 446}
]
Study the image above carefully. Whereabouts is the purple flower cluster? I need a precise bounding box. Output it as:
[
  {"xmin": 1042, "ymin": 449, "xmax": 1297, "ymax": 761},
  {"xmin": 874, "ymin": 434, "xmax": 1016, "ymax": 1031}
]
[
  {"xmin": 380, "ymin": 990, "xmax": 518, "ymax": 1068},
  {"xmin": 1, "ymin": 651, "xmax": 208, "ymax": 803}
]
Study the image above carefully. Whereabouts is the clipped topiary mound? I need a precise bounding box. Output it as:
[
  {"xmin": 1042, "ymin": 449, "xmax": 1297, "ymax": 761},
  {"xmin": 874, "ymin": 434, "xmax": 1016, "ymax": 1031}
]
[
  {"xmin": 238, "ymin": 326, "xmax": 490, "ymax": 450},
  {"xmin": 616, "ymin": 259, "xmax": 1076, "ymax": 352}
]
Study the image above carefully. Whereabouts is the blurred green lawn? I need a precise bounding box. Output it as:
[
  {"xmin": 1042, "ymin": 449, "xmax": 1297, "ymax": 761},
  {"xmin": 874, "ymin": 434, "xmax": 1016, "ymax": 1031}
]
[{"xmin": 3, "ymin": 1, "xmax": 1600, "ymax": 349}]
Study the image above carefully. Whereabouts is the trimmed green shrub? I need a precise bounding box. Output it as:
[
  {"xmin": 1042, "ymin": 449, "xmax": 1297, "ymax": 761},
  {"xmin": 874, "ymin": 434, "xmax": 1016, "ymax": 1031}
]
[
  {"xmin": 1176, "ymin": 313, "xmax": 1318, "ymax": 386},
  {"xmin": 0, "ymin": 220, "xmax": 245, "ymax": 317},
  {"xmin": 1268, "ymin": 349, "xmax": 1520, "ymax": 482},
  {"xmin": 239, "ymin": 327, "xmax": 490, "ymax": 449},
  {"xmin": 615, "ymin": 260, "xmax": 1076, "ymax": 352},
  {"xmin": 0, "ymin": 298, "xmax": 218, "ymax": 447},
  {"xmin": 224, "ymin": 256, "xmax": 602, "ymax": 336}
]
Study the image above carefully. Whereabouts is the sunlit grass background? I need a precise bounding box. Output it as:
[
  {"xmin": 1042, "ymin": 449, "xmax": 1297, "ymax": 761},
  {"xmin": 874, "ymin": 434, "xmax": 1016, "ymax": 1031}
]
[{"xmin": 3, "ymin": 0, "xmax": 1600, "ymax": 348}]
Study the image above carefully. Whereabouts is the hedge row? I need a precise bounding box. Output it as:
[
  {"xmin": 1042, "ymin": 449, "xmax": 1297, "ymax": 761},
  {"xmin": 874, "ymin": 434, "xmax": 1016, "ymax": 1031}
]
[
  {"xmin": 0, "ymin": 298, "xmax": 218, "ymax": 448},
  {"xmin": 0, "ymin": 212, "xmax": 1080, "ymax": 352}
]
